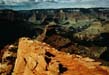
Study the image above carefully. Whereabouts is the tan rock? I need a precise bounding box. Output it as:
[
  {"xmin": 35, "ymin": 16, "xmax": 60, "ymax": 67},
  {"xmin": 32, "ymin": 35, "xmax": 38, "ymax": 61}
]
[{"xmin": 13, "ymin": 37, "xmax": 109, "ymax": 75}]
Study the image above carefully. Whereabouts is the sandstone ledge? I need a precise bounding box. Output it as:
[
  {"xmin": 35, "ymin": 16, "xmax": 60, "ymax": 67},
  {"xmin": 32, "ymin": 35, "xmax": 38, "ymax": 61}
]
[{"xmin": 13, "ymin": 38, "xmax": 109, "ymax": 75}]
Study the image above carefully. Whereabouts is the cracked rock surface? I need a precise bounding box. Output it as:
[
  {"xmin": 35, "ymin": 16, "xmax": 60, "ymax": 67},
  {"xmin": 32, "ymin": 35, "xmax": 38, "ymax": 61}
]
[{"xmin": 13, "ymin": 38, "xmax": 109, "ymax": 75}]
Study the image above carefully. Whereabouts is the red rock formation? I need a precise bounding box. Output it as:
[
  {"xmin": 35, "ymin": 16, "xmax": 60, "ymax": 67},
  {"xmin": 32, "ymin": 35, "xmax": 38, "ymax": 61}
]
[{"xmin": 13, "ymin": 38, "xmax": 109, "ymax": 75}]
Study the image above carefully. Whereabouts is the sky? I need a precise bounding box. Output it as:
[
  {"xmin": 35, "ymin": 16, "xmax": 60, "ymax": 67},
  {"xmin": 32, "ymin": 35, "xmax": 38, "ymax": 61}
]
[
  {"xmin": 0, "ymin": 0, "xmax": 109, "ymax": 4},
  {"xmin": 0, "ymin": 0, "xmax": 92, "ymax": 3},
  {"xmin": 0, "ymin": 0, "xmax": 108, "ymax": 4},
  {"xmin": 0, "ymin": 0, "xmax": 109, "ymax": 10}
]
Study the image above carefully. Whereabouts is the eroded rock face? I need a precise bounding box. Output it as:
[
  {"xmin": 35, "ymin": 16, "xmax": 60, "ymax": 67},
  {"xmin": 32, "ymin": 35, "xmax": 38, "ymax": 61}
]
[
  {"xmin": 13, "ymin": 38, "xmax": 109, "ymax": 75},
  {"xmin": 0, "ymin": 44, "xmax": 17, "ymax": 75},
  {"xmin": 44, "ymin": 34, "xmax": 107, "ymax": 59}
]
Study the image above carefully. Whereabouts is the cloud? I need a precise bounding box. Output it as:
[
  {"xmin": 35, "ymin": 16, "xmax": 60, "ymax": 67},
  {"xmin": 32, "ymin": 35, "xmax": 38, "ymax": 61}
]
[
  {"xmin": 0, "ymin": 0, "xmax": 30, "ymax": 5},
  {"xmin": 80, "ymin": 0, "xmax": 96, "ymax": 1},
  {"xmin": 0, "ymin": 0, "xmax": 108, "ymax": 10}
]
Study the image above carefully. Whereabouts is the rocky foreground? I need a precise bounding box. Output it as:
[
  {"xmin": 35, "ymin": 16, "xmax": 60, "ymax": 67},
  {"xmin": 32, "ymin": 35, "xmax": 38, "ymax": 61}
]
[{"xmin": 12, "ymin": 38, "xmax": 109, "ymax": 75}]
